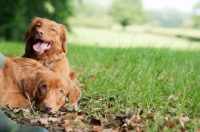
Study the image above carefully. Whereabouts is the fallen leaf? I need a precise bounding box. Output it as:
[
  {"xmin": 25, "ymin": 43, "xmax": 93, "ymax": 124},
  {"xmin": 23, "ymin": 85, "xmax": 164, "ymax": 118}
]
[
  {"xmin": 132, "ymin": 114, "xmax": 141, "ymax": 123},
  {"xmin": 180, "ymin": 117, "xmax": 189, "ymax": 122},
  {"xmin": 92, "ymin": 126, "xmax": 103, "ymax": 132},
  {"xmin": 125, "ymin": 108, "xmax": 133, "ymax": 118},
  {"xmin": 102, "ymin": 128, "xmax": 114, "ymax": 132},
  {"xmin": 106, "ymin": 113, "xmax": 119, "ymax": 127},
  {"xmin": 147, "ymin": 113, "xmax": 154, "ymax": 120},
  {"xmin": 63, "ymin": 113, "xmax": 78, "ymax": 120},
  {"xmin": 65, "ymin": 126, "xmax": 73, "ymax": 132},
  {"xmin": 62, "ymin": 120, "xmax": 71, "ymax": 127},
  {"xmin": 30, "ymin": 119, "xmax": 38, "ymax": 124},
  {"xmin": 166, "ymin": 121, "xmax": 175, "ymax": 128},
  {"xmin": 75, "ymin": 115, "xmax": 84, "ymax": 121},
  {"xmin": 125, "ymin": 112, "xmax": 141, "ymax": 125},
  {"xmin": 13, "ymin": 108, "xmax": 22, "ymax": 113},
  {"xmin": 136, "ymin": 124, "xmax": 145, "ymax": 132},
  {"xmin": 39, "ymin": 118, "xmax": 49, "ymax": 125},
  {"xmin": 197, "ymin": 128, "xmax": 200, "ymax": 132},
  {"xmin": 168, "ymin": 92, "xmax": 181, "ymax": 101},
  {"xmin": 179, "ymin": 117, "xmax": 189, "ymax": 127},
  {"xmin": 48, "ymin": 117, "xmax": 58, "ymax": 122}
]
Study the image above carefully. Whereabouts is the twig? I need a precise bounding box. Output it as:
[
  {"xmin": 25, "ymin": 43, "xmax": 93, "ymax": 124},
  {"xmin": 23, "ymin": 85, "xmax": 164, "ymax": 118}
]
[{"xmin": 26, "ymin": 94, "xmax": 35, "ymax": 114}]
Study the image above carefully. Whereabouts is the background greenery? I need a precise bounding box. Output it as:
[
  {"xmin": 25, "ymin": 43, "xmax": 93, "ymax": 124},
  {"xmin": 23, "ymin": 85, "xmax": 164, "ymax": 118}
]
[
  {"xmin": 0, "ymin": 0, "xmax": 73, "ymax": 40},
  {"xmin": 1, "ymin": 0, "xmax": 200, "ymax": 41}
]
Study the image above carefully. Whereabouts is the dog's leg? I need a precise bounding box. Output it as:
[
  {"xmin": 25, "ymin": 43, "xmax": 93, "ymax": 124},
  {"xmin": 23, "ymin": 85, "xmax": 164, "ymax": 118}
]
[{"xmin": 0, "ymin": 92, "xmax": 28, "ymax": 108}]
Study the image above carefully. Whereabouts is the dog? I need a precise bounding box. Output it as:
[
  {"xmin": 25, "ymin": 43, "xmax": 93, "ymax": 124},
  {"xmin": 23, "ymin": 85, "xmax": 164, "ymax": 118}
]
[
  {"xmin": 22, "ymin": 17, "xmax": 75, "ymax": 80},
  {"xmin": 0, "ymin": 56, "xmax": 81, "ymax": 113}
]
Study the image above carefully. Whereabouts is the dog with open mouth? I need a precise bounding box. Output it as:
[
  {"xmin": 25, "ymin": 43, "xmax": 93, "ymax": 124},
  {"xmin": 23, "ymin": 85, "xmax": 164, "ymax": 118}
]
[{"xmin": 22, "ymin": 17, "xmax": 75, "ymax": 80}]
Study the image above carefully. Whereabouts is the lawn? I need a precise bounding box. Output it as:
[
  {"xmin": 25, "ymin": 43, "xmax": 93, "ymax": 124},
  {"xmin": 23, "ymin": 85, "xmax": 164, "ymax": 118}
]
[
  {"xmin": 0, "ymin": 27, "xmax": 200, "ymax": 131},
  {"xmin": 68, "ymin": 26, "xmax": 200, "ymax": 50}
]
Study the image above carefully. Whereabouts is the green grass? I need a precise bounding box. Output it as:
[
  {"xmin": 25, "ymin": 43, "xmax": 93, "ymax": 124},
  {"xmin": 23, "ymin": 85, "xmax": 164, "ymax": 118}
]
[
  {"xmin": 68, "ymin": 44, "xmax": 200, "ymax": 131},
  {"xmin": 68, "ymin": 26, "xmax": 200, "ymax": 50},
  {"xmin": 1, "ymin": 27, "xmax": 200, "ymax": 131}
]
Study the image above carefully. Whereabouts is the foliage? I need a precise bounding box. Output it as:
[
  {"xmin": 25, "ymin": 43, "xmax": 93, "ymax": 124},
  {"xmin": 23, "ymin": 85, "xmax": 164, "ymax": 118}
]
[
  {"xmin": 109, "ymin": 0, "xmax": 145, "ymax": 27},
  {"xmin": 0, "ymin": 0, "xmax": 73, "ymax": 41},
  {"xmin": 146, "ymin": 10, "xmax": 191, "ymax": 28},
  {"xmin": 193, "ymin": 2, "xmax": 200, "ymax": 28},
  {"xmin": 69, "ymin": 0, "xmax": 112, "ymax": 28}
]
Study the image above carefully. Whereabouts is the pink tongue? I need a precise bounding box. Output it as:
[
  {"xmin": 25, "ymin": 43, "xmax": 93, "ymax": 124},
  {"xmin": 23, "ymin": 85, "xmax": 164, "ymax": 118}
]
[{"xmin": 33, "ymin": 42, "xmax": 49, "ymax": 53}]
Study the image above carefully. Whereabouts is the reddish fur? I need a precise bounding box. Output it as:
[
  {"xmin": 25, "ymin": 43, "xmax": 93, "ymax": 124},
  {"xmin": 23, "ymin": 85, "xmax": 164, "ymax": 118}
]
[
  {"xmin": 22, "ymin": 17, "xmax": 74, "ymax": 79},
  {"xmin": 0, "ymin": 56, "xmax": 81, "ymax": 113}
]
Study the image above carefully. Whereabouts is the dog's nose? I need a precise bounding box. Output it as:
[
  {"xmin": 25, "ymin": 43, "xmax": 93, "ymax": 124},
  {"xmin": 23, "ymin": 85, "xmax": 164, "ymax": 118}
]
[
  {"xmin": 37, "ymin": 30, "xmax": 44, "ymax": 36},
  {"xmin": 44, "ymin": 104, "xmax": 53, "ymax": 112},
  {"xmin": 45, "ymin": 106, "xmax": 52, "ymax": 112}
]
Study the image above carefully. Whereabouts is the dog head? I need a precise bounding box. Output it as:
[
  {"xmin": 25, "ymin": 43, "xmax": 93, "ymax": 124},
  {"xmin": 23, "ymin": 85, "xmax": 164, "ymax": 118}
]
[
  {"xmin": 23, "ymin": 17, "xmax": 67, "ymax": 55},
  {"xmin": 21, "ymin": 71, "xmax": 81, "ymax": 113}
]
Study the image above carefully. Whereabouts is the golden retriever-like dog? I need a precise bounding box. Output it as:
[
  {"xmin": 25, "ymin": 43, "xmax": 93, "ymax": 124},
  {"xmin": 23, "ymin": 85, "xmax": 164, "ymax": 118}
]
[
  {"xmin": 22, "ymin": 17, "xmax": 75, "ymax": 80},
  {"xmin": 0, "ymin": 56, "xmax": 81, "ymax": 113}
]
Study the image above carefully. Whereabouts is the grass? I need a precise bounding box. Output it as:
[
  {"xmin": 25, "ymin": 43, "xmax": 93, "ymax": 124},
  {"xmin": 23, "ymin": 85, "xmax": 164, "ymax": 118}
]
[
  {"xmin": 1, "ymin": 27, "xmax": 200, "ymax": 131},
  {"xmin": 68, "ymin": 44, "xmax": 200, "ymax": 131},
  {"xmin": 68, "ymin": 26, "xmax": 200, "ymax": 50}
]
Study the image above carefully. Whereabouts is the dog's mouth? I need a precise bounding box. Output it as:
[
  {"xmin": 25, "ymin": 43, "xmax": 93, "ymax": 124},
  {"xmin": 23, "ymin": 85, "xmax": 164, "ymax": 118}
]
[{"xmin": 33, "ymin": 39, "xmax": 52, "ymax": 54}]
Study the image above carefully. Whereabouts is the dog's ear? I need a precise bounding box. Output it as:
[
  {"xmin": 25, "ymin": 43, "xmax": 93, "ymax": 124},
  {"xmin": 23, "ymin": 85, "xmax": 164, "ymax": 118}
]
[
  {"xmin": 68, "ymin": 81, "xmax": 81, "ymax": 105},
  {"xmin": 60, "ymin": 80, "xmax": 81, "ymax": 111},
  {"xmin": 69, "ymin": 71, "xmax": 76, "ymax": 81},
  {"xmin": 20, "ymin": 73, "xmax": 41, "ymax": 101},
  {"xmin": 60, "ymin": 24, "xmax": 67, "ymax": 52},
  {"xmin": 23, "ymin": 17, "xmax": 41, "ymax": 42}
]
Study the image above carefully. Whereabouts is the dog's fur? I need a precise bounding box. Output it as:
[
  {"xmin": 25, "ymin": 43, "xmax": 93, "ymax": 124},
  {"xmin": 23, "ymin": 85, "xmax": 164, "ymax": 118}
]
[
  {"xmin": 22, "ymin": 17, "xmax": 74, "ymax": 79},
  {"xmin": 0, "ymin": 56, "xmax": 81, "ymax": 113}
]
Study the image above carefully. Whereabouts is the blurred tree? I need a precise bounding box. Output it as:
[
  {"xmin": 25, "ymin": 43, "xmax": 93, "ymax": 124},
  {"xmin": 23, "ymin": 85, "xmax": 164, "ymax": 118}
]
[
  {"xmin": 0, "ymin": 0, "xmax": 73, "ymax": 41},
  {"xmin": 69, "ymin": 0, "xmax": 112, "ymax": 28},
  {"xmin": 146, "ymin": 10, "xmax": 187, "ymax": 28},
  {"xmin": 109, "ymin": 0, "xmax": 145, "ymax": 27},
  {"xmin": 193, "ymin": 2, "xmax": 200, "ymax": 28}
]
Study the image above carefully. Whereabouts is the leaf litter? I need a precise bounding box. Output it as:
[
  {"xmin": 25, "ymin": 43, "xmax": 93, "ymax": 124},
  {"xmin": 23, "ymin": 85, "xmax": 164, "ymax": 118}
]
[{"xmin": 0, "ymin": 102, "xmax": 196, "ymax": 132}]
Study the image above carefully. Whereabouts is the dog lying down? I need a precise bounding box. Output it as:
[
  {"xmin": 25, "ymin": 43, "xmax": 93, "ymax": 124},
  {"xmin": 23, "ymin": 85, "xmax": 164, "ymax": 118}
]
[{"xmin": 0, "ymin": 56, "xmax": 81, "ymax": 113}]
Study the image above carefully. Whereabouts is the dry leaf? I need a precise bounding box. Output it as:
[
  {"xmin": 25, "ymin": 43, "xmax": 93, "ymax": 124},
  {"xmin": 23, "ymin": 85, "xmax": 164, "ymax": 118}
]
[
  {"xmin": 30, "ymin": 119, "xmax": 39, "ymax": 124},
  {"xmin": 168, "ymin": 92, "xmax": 181, "ymax": 101},
  {"xmin": 125, "ymin": 108, "xmax": 133, "ymax": 118},
  {"xmin": 125, "ymin": 112, "xmax": 141, "ymax": 125},
  {"xmin": 179, "ymin": 117, "xmax": 189, "ymax": 127},
  {"xmin": 39, "ymin": 118, "xmax": 49, "ymax": 125},
  {"xmin": 197, "ymin": 128, "xmax": 200, "ymax": 132},
  {"xmin": 147, "ymin": 113, "xmax": 154, "ymax": 120},
  {"xmin": 65, "ymin": 126, "xmax": 73, "ymax": 132},
  {"xmin": 62, "ymin": 120, "xmax": 71, "ymax": 127},
  {"xmin": 75, "ymin": 115, "xmax": 84, "ymax": 121},
  {"xmin": 64, "ymin": 113, "xmax": 78, "ymax": 120},
  {"xmin": 166, "ymin": 121, "xmax": 175, "ymax": 128},
  {"xmin": 102, "ymin": 128, "xmax": 114, "ymax": 132},
  {"xmin": 13, "ymin": 108, "xmax": 22, "ymax": 113},
  {"xmin": 136, "ymin": 124, "xmax": 145, "ymax": 132},
  {"xmin": 48, "ymin": 117, "xmax": 58, "ymax": 122},
  {"xmin": 92, "ymin": 126, "xmax": 103, "ymax": 132},
  {"xmin": 132, "ymin": 114, "xmax": 141, "ymax": 123}
]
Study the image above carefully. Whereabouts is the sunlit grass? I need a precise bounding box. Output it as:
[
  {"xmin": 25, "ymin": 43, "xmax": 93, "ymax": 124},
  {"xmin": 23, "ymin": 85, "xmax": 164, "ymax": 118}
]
[
  {"xmin": 67, "ymin": 44, "xmax": 200, "ymax": 130},
  {"xmin": 68, "ymin": 26, "xmax": 200, "ymax": 50}
]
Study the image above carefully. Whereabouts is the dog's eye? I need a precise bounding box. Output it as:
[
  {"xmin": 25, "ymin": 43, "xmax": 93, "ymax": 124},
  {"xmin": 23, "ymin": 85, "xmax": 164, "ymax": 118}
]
[
  {"xmin": 51, "ymin": 29, "xmax": 57, "ymax": 33},
  {"xmin": 36, "ymin": 23, "xmax": 41, "ymax": 27},
  {"xmin": 41, "ymin": 84, "xmax": 47, "ymax": 91},
  {"xmin": 58, "ymin": 90, "xmax": 63, "ymax": 94}
]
